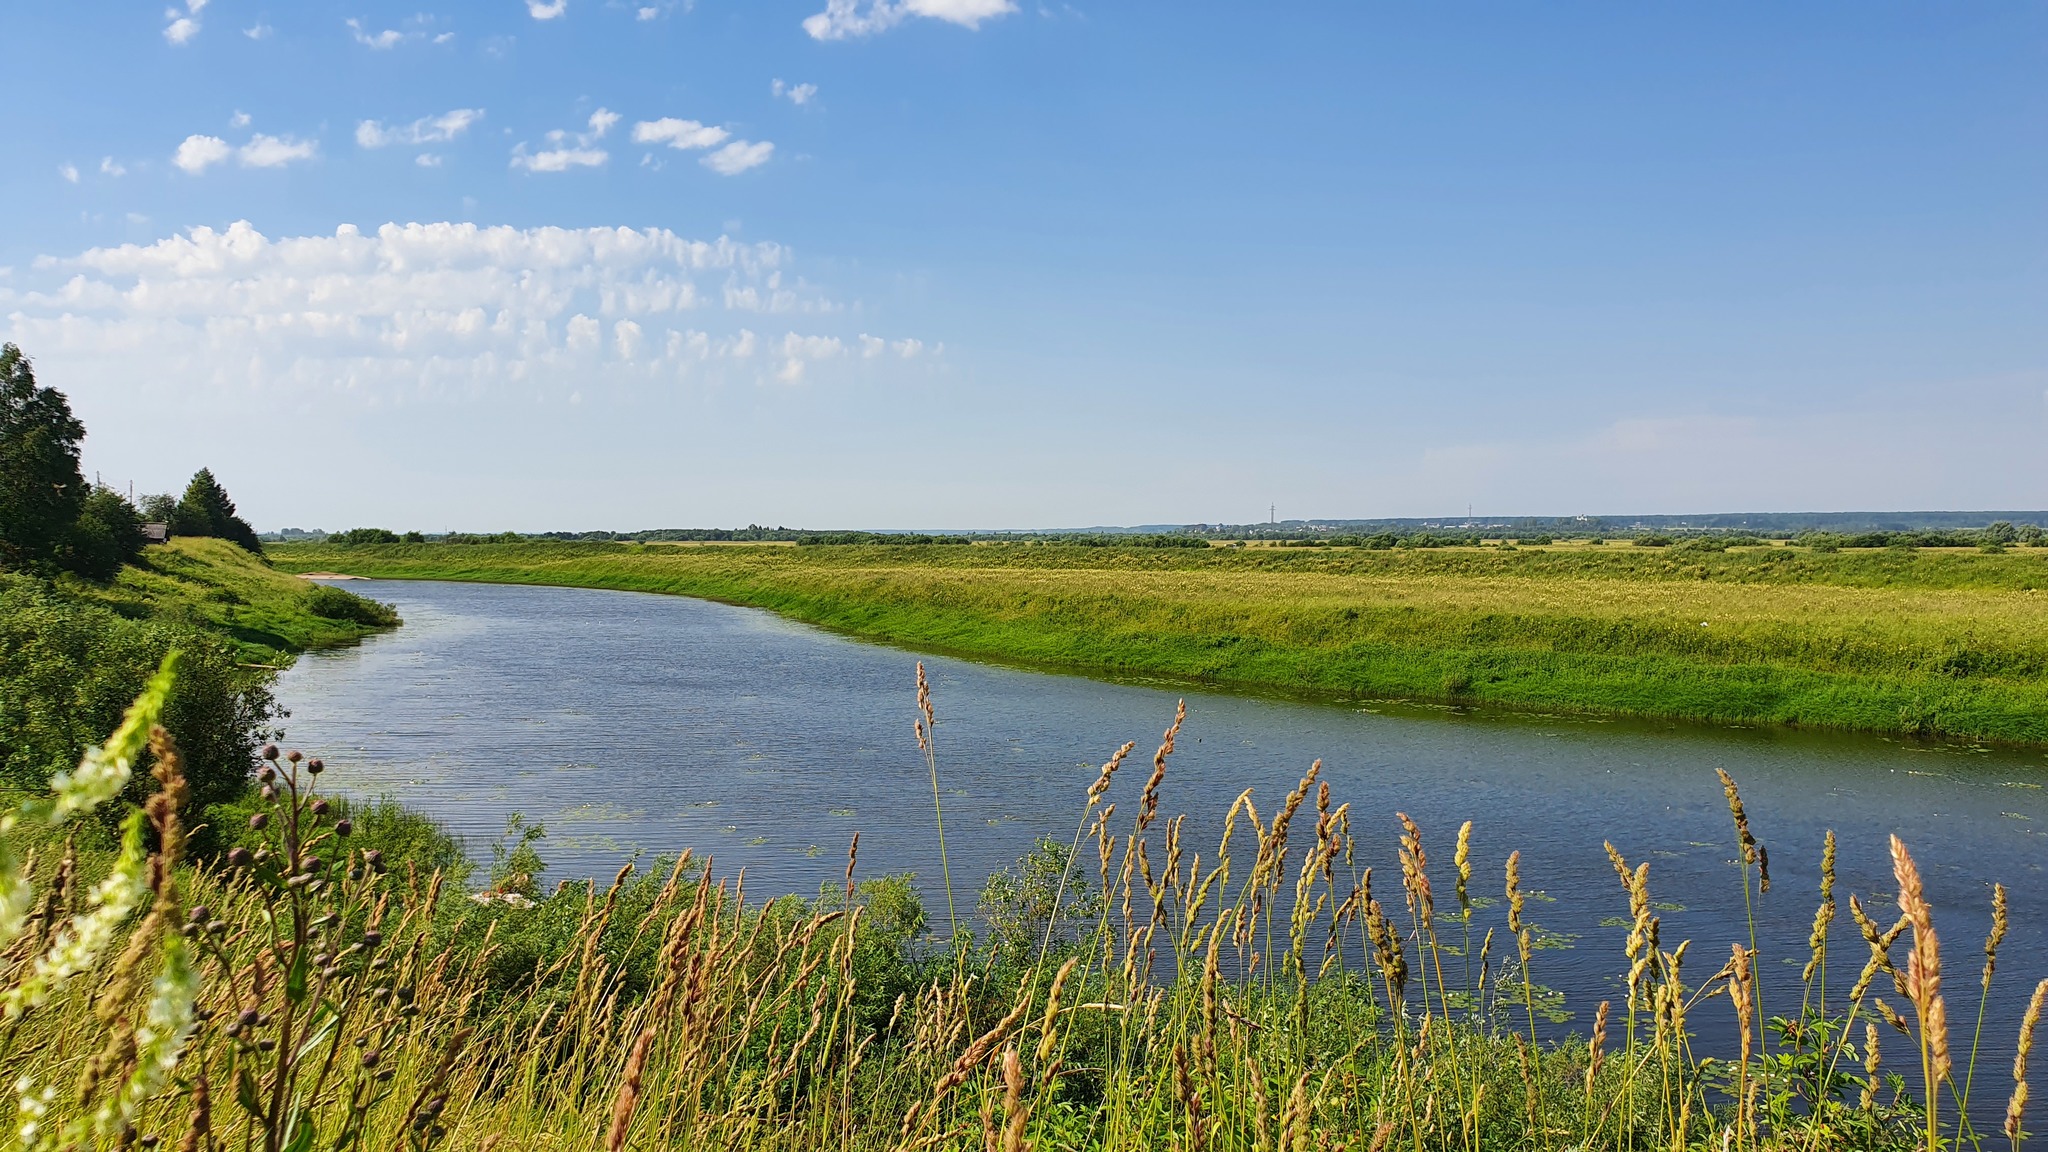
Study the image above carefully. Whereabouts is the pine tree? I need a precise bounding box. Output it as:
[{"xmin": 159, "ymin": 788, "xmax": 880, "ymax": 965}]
[
  {"xmin": 174, "ymin": 467, "xmax": 264, "ymax": 553},
  {"xmin": 0, "ymin": 344, "xmax": 88, "ymax": 571}
]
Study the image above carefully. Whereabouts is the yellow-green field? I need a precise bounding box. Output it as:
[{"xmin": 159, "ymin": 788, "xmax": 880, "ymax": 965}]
[{"xmin": 272, "ymin": 539, "xmax": 2048, "ymax": 744}]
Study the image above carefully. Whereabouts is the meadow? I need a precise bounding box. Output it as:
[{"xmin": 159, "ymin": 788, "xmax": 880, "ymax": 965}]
[
  {"xmin": 0, "ymin": 660, "xmax": 2037, "ymax": 1151},
  {"xmin": 273, "ymin": 539, "xmax": 2048, "ymax": 745}
]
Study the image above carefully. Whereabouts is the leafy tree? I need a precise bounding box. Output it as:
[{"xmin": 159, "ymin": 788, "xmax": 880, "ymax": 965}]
[
  {"xmin": 0, "ymin": 344, "xmax": 88, "ymax": 571},
  {"xmin": 332, "ymin": 527, "xmax": 400, "ymax": 546},
  {"xmin": 65, "ymin": 485, "xmax": 145, "ymax": 581},
  {"xmin": 173, "ymin": 467, "xmax": 263, "ymax": 553},
  {"xmin": 138, "ymin": 492, "xmax": 178, "ymax": 524}
]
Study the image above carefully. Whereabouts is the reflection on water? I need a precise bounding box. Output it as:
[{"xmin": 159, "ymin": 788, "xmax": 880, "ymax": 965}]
[{"xmin": 281, "ymin": 578, "xmax": 2048, "ymax": 1036}]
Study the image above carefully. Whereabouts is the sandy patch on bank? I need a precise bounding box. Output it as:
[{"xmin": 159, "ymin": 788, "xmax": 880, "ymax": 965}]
[{"xmin": 297, "ymin": 572, "xmax": 367, "ymax": 580}]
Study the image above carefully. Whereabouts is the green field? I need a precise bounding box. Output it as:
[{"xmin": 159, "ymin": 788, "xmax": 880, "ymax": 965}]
[{"xmin": 272, "ymin": 539, "xmax": 2048, "ymax": 745}]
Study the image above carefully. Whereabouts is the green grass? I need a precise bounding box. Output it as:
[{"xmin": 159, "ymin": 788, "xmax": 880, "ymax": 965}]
[
  {"xmin": 68, "ymin": 536, "xmax": 399, "ymax": 661},
  {"xmin": 270, "ymin": 538, "xmax": 2048, "ymax": 745}
]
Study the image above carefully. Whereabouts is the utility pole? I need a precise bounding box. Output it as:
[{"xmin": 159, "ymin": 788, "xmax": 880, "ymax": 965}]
[{"xmin": 1270, "ymin": 503, "xmax": 1276, "ymax": 525}]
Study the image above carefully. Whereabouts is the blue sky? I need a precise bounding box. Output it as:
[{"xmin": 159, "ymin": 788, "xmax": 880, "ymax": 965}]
[{"xmin": 2, "ymin": 2, "xmax": 2044, "ymax": 530}]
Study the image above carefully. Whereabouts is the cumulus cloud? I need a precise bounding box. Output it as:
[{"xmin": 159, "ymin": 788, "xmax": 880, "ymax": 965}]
[
  {"xmin": 58, "ymin": 163, "xmax": 79, "ymax": 184},
  {"xmin": 528, "ymin": 0, "xmax": 568, "ymax": 18},
  {"xmin": 100, "ymin": 157, "xmax": 126, "ymax": 177},
  {"xmin": 163, "ymin": 1, "xmax": 207, "ymax": 44},
  {"xmin": 702, "ymin": 140, "xmax": 773, "ymax": 175},
  {"xmin": 512, "ymin": 109, "xmax": 617, "ymax": 173},
  {"xmin": 512, "ymin": 147, "xmax": 604, "ymax": 172},
  {"xmin": 358, "ymin": 109, "xmax": 485, "ymax": 149},
  {"xmin": 772, "ymin": 80, "xmax": 818, "ymax": 106},
  {"xmin": 174, "ymin": 132, "xmax": 319, "ymax": 173},
  {"xmin": 632, "ymin": 118, "xmax": 729, "ymax": 151},
  {"xmin": 0, "ymin": 221, "xmax": 921, "ymax": 406},
  {"xmin": 802, "ymin": 0, "xmax": 1014, "ymax": 40},
  {"xmin": 230, "ymin": 111, "xmax": 252, "ymax": 128},
  {"xmin": 172, "ymin": 134, "xmax": 232, "ymax": 174},
  {"xmin": 244, "ymin": 22, "xmax": 272, "ymax": 39},
  {"xmin": 238, "ymin": 134, "xmax": 319, "ymax": 168},
  {"xmin": 637, "ymin": 6, "xmax": 659, "ymax": 18},
  {"xmin": 345, "ymin": 18, "xmax": 406, "ymax": 48},
  {"xmin": 416, "ymin": 153, "xmax": 444, "ymax": 168}
]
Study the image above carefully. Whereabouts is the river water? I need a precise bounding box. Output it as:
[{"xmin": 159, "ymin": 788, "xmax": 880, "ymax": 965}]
[{"xmin": 280, "ymin": 578, "xmax": 2048, "ymax": 1034}]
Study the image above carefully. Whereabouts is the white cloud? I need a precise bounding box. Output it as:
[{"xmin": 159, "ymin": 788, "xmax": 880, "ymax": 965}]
[
  {"xmin": 802, "ymin": 0, "xmax": 1014, "ymax": 39},
  {"xmin": 172, "ymin": 134, "xmax": 232, "ymax": 174},
  {"xmin": 859, "ymin": 333, "xmax": 885, "ymax": 358},
  {"xmin": 238, "ymin": 134, "xmax": 319, "ymax": 168},
  {"xmin": 163, "ymin": 1, "xmax": 207, "ymax": 43},
  {"xmin": 637, "ymin": 6, "xmax": 659, "ymax": 18},
  {"xmin": 512, "ymin": 109, "xmax": 619, "ymax": 172},
  {"xmin": 512, "ymin": 146, "xmax": 607, "ymax": 172},
  {"xmin": 702, "ymin": 140, "xmax": 773, "ymax": 175},
  {"xmin": 357, "ymin": 109, "xmax": 485, "ymax": 149},
  {"xmin": 175, "ymin": 132, "xmax": 319, "ymax": 174},
  {"xmin": 416, "ymin": 153, "xmax": 444, "ymax": 168},
  {"xmin": 0, "ymin": 222, "xmax": 900, "ymax": 406},
  {"xmin": 231, "ymin": 111, "xmax": 252, "ymax": 128},
  {"xmin": 632, "ymin": 118, "xmax": 729, "ymax": 151},
  {"xmin": 100, "ymin": 157, "xmax": 127, "ymax": 177},
  {"xmin": 614, "ymin": 318, "xmax": 643, "ymax": 359},
  {"xmin": 347, "ymin": 18, "xmax": 407, "ymax": 48},
  {"xmin": 892, "ymin": 337, "xmax": 924, "ymax": 358},
  {"xmin": 527, "ymin": 0, "xmax": 568, "ymax": 18},
  {"xmin": 244, "ymin": 22, "xmax": 273, "ymax": 39},
  {"xmin": 59, "ymin": 164, "xmax": 80, "ymax": 184},
  {"xmin": 772, "ymin": 80, "xmax": 818, "ymax": 106}
]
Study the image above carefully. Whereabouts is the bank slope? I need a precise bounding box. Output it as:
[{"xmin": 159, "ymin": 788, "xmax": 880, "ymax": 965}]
[{"xmin": 270, "ymin": 541, "xmax": 2048, "ymax": 745}]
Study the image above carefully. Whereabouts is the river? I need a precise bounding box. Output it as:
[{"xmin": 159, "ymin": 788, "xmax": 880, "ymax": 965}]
[{"xmin": 280, "ymin": 577, "xmax": 2048, "ymax": 1034}]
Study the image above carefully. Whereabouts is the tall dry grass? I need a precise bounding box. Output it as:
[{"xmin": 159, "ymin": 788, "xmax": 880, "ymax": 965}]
[{"xmin": 4, "ymin": 660, "xmax": 2045, "ymax": 1149}]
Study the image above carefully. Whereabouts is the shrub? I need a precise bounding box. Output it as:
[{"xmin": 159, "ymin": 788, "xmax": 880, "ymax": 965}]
[
  {"xmin": 1633, "ymin": 535, "xmax": 1674, "ymax": 547},
  {"xmin": 305, "ymin": 582, "xmax": 401, "ymax": 626},
  {"xmin": 0, "ymin": 573, "xmax": 274, "ymax": 815},
  {"xmin": 64, "ymin": 485, "xmax": 145, "ymax": 581},
  {"xmin": 333, "ymin": 527, "xmax": 402, "ymax": 546}
]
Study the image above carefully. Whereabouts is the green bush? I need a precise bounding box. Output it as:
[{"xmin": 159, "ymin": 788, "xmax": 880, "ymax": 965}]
[
  {"xmin": 64, "ymin": 486, "xmax": 145, "ymax": 581},
  {"xmin": 0, "ymin": 573, "xmax": 276, "ymax": 816},
  {"xmin": 333, "ymin": 527, "xmax": 401, "ymax": 546},
  {"xmin": 304, "ymin": 582, "xmax": 401, "ymax": 626}
]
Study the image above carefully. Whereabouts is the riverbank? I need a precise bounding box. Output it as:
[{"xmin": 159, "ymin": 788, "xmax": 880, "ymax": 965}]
[
  {"xmin": 271, "ymin": 539, "xmax": 2048, "ymax": 745},
  {"xmin": 70, "ymin": 536, "xmax": 400, "ymax": 661}
]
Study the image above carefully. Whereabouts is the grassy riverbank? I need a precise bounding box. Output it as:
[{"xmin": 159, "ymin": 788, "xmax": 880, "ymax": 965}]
[
  {"xmin": 1, "ymin": 538, "xmax": 399, "ymax": 803},
  {"xmin": 73, "ymin": 536, "xmax": 399, "ymax": 661},
  {"xmin": 272, "ymin": 538, "xmax": 2048, "ymax": 745}
]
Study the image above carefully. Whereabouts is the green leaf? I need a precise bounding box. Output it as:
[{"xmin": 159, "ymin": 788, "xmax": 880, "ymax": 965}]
[
  {"xmin": 281, "ymin": 1107, "xmax": 317, "ymax": 1152},
  {"xmin": 234, "ymin": 1066, "xmax": 265, "ymax": 1120},
  {"xmin": 286, "ymin": 940, "xmax": 310, "ymax": 1003}
]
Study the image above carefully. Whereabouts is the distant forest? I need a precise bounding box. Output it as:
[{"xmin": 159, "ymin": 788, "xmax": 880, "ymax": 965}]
[{"xmin": 280, "ymin": 509, "xmax": 2048, "ymax": 550}]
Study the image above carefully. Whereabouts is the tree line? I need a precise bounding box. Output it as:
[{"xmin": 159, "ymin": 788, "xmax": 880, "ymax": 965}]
[{"xmin": 0, "ymin": 343, "xmax": 261, "ymax": 580}]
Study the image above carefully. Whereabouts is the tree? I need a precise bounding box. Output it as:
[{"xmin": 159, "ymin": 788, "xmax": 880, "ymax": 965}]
[
  {"xmin": 138, "ymin": 493, "xmax": 178, "ymax": 524},
  {"xmin": 66, "ymin": 486, "xmax": 145, "ymax": 581},
  {"xmin": 0, "ymin": 344, "xmax": 87, "ymax": 571},
  {"xmin": 173, "ymin": 467, "xmax": 263, "ymax": 553}
]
